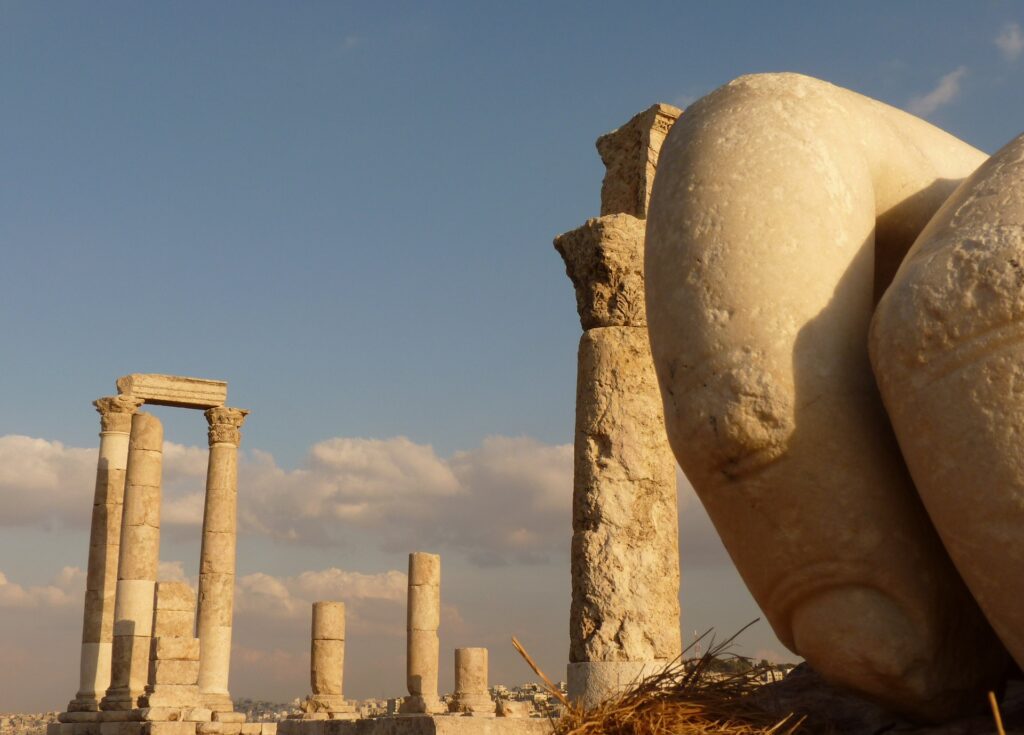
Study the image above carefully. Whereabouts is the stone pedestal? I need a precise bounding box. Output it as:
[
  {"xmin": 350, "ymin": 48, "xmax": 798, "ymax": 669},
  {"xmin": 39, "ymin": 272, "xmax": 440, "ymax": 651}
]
[
  {"xmin": 141, "ymin": 582, "xmax": 208, "ymax": 722},
  {"xmin": 449, "ymin": 648, "xmax": 493, "ymax": 715},
  {"xmin": 68, "ymin": 396, "xmax": 144, "ymax": 712},
  {"xmin": 102, "ymin": 412, "xmax": 164, "ymax": 711},
  {"xmin": 196, "ymin": 407, "xmax": 248, "ymax": 714},
  {"xmin": 401, "ymin": 553, "xmax": 443, "ymax": 715},
  {"xmin": 553, "ymin": 104, "xmax": 683, "ymax": 708}
]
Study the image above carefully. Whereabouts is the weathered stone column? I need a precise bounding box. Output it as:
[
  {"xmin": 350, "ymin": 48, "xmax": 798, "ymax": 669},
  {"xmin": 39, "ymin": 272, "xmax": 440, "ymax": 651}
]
[
  {"xmin": 301, "ymin": 601, "xmax": 355, "ymax": 716},
  {"xmin": 101, "ymin": 412, "xmax": 164, "ymax": 711},
  {"xmin": 196, "ymin": 406, "xmax": 248, "ymax": 713},
  {"xmin": 67, "ymin": 395, "xmax": 144, "ymax": 713},
  {"xmin": 400, "ymin": 552, "xmax": 442, "ymax": 714},
  {"xmin": 554, "ymin": 104, "xmax": 683, "ymax": 706},
  {"xmin": 449, "ymin": 648, "xmax": 493, "ymax": 715}
]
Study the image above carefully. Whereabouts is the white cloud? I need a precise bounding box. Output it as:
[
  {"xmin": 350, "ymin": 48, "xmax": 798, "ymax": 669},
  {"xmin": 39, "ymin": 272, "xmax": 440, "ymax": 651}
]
[
  {"xmin": 0, "ymin": 566, "xmax": 84, "ymax": 608},
  {"xmin": 996, "ymin": 22, "xmax": 1024, "ymax": 61},
  {"xmin": 907, "ymin": 66, "xmax": 968, "ymax": 116}
]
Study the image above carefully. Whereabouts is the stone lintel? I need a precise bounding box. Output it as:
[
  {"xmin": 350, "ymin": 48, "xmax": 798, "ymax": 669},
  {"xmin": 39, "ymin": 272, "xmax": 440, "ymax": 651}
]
[
  {"xmin": 117, "ymin": 375, "xmax": 227, "ymax": 410},
  {"xmin": 553, "ymin": 214, "xmax": 647, "ymax": 331},
  {"xmin": 596, "ymin": 103, "xmax": 682, "ymax": 219}
]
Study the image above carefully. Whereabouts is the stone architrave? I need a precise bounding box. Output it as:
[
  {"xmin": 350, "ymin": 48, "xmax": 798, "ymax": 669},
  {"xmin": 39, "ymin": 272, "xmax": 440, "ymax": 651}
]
[
  {"xmin": 102, "ymin": 412, "xmax": 164, "ymax": 711},
  {"xmin": 400, "ymin": 552, "xmax": 443, "ymax": 714},
  {"xmin": 301, "ymin": 602, "xmax": 356, "ymax": 717},
  {"xmin": 116, "ymin": 374, "xmax": 227, "ymax": 409},
  {"xmin": 66, "ymin": 395, "xmax": 144, "ymax": 713},
  {"xmin": 554, "ymin": 106, "xmax": 682, "ymax": 707},
  {"xmin": 140, "ymin": 582, "xmax": 207, "ymax": 721},
  {"xmin": 449, "ymin": 648, "xmax": 493, "ymax": 715},
  {"xmin": 644, "ymin": 72, "xmax": 1008, "ymax": 720},
  {"xmin": 196, "ymin": 407, "xmax": 248, "ymax": 714}
]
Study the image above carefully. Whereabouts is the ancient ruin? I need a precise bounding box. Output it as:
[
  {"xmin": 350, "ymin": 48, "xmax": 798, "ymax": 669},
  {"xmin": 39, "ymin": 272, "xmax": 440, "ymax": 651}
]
[
  {"xmin": 53, "ymin": 374, "xmax": 255, "ymax": 735},
  {"xmin": 643, "ymin": 73, "xmax": 1019, "ymax": 721},
  {"xmin": 554, "ymin": 104, "xmax": 683, "ymax": 706}
]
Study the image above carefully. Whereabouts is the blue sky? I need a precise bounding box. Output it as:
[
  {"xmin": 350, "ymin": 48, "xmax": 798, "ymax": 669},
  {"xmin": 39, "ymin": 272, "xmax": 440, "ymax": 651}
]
[{"xmin": 1, "ymin": 0, "xmax": 1023, "ymax": 712}]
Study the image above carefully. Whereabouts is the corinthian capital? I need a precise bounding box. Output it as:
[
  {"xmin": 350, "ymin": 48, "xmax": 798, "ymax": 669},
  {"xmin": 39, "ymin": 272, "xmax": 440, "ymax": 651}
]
[
  {"xmin": 205, "ymin": 407, "xmax": 249, "ymax": 447},
  {"xmin": 93, "ymin": 395, "xmax": 145, "ymax": 433}
]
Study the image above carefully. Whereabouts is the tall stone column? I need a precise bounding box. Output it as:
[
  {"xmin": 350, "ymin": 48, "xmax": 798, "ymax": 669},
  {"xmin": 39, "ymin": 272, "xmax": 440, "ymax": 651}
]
[
  {"xmin": 400, "ymin": 552, "xmax": 442, "ymax": 714},
  {"xmin": 67, "ymin": 395, "xmax": 144, "ymax": 712},
  {"xmin": 553, "ymin": 104, "xmax": 683, "ymax": 706},
  {"xmin": 196, "ymin": 406, "xmax": 248, "ymax": 713},
  {"xmin": 101, "ymin": 412, "xmax": 164, "ymax": 711}
]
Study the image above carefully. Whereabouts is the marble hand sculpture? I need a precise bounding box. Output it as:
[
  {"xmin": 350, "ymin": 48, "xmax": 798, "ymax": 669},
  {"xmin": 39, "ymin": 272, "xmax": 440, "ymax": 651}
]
[{"xmin": 645, "ymin": 72, "xmax": 1024, "ymax": 721}]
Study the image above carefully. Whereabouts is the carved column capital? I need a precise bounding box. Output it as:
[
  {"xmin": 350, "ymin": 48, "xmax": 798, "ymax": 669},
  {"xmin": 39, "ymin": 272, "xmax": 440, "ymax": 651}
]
[
  {"xmin": 204, "ymin": 407, "xmax": 249, "ymax": 447},
  {"xmin": 93, "ymin": 395, "xmax": 145, "ymax": 433}
]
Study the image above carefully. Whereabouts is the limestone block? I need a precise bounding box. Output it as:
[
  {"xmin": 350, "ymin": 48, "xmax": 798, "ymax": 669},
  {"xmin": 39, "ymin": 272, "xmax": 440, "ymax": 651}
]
[
  {"xmin": 197, "ymin": 625, "xmax": 233, "ymax": 696},
  {"xmin": 199, "ymin": 488, "xmax": 237, "ymax": 535},
  {"xmin": 596, "ymin": 103, "xmax": 681, "ymax": 219},
  {"xmin": 454, "ymin": 648, "xmax": 488, "ymax": 695},
  {"xmin": 144, "ymin": 723, "xmax": 198, "ymax": 735},
  {"xmin": 157, "ymin": 583, "xmax": 196, "ymax": 613},
  {"xmin": 570, "ymin": 327, "xmax": 680, "ymax": 664},
  {"xmin": 197, "ymin": 574, "xmax": 234, "ymax": 627},
  {"xmin": 125, "ymin": 452, "xmax": 164, "ymax": 491},
  {"xmin": 184, "ymin": 709, "xmax": 213, "ymax": 723},
  {"xmin": 643, "ymin": 72, "xmax": 1008, "ymax": 720},
  {"xmin": 312, "ymin": 602, "xmax": 345, "ymax": 640},
  {"xmin": 408, "ymin": 553, "xmax": 440, "ymax": 586},
  {"xmin": 154, "ymin": 638, "xmax": 201, "ymax": 661},
  {"xmin": 311, "ymin": 639, "xmax": 344, "ymax": 695},
  {"xmin": 239, "ymin": 726, "xmax": 261, "ymax": 735},
  {"xmin": 871, "ymin": 131, "xmax": 1024, "ymax": 673},
  {"xmin": 143, "ymin": 686, "xmax": 201, "ymax": 708},
  {"xmin": 554, "ymin": 214, "xmax": 647, "ymax": 330},
  {"xmin": 129, "ymin": 413, "xmax": 164, "ymax": 452},
  {"xmin": 154, "ymin": 611, "xmax": 195, "ymax": 639},
  {"xmin": 407, "ymin": 630, "xmax": 439, "ymax": 696},
  {"xmin": 407, "ymin": 586, "xmax": 440, "ymax": 631},
  {"xmin": 113, "ymin": 579, "xmax": 157, "ymax": 637},
  {"xmin": 99, "ymin": 724, "xmax": 144, "ymax": 735},
  {"xmin": 261, "ymin": 726, "xmax": 276, "ymax": 735},
  {"xmin": 118, "ymin": 527, "xmax": 161, "ymax": 581},
  {"xmin": 197, "ymin": 725, "xmax": 222, "ymax": 735},
  {"xmin": 117, "ymin": 374, "xmax": 227, "ymax": 410},
  {"xmin": 495, "ymin": 701, "xmax": 530, "ymax": 718},
  {"xmin": 198, "ymin": 533, "xmax": 236, "ymax": 575},
  {"xmin": 211, "ymin": 714, "xmax": 245, "ymax": 724},
  {"xmin": 150, "ymin": 659, "xmax": 201, "ymax": 686}
]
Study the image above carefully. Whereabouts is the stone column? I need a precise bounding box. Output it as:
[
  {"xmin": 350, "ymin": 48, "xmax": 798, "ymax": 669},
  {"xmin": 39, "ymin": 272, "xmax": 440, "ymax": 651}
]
[
  {"xmin": 400, "ymin": 552, "xmax": 442, "ymax": 714},
  {"xmin": 553, "ymin": 104, "xmax": 683, "ymax": 707},
  {"xmin": 450, "ymin": 648, "xmax": 493, "ymax": 715},
  {"xmin": 101, "ymin": 412, "xmax": 164, "ymax": 711},
  {"xmin": 67, "ymin": 395, "xmax": 144, "ymax": 713},
  {"xmin": 196, "ymin": 406, "xmax": 248, "ymax": 713},
  {"xmin": 302, "ymin": 602, "xmax": 355, "ymax": 716}
]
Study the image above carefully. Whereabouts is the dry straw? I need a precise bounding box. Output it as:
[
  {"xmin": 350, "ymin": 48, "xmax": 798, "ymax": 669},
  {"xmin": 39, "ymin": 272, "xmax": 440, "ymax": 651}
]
[{"xmin": 513, "ymin": 623, "xmax": 806, "ymax": 735}]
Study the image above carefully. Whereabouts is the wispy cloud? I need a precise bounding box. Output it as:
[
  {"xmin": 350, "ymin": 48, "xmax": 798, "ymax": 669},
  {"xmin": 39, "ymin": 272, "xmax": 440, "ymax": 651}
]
[
  {"xmin": 907, "ymin": 66, "xmax": 968, "ymax": 116},
  {"xmin": 996, "ymin": 22, "xmax": 1024, "ymax": 61}
]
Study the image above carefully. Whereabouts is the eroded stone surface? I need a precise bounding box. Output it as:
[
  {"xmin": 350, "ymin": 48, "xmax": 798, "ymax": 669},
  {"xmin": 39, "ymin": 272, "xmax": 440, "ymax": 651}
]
[
  {"xmin": 116, "ymin": 375, "xmax": 227, "ymax": 410},
  {"xmin": 644, "ymin": 72, "xmax": 1008, "ymax": 720},
  {"xmin": 871, "ymin": 131, "xmax": 1024, "ymax": 674}
]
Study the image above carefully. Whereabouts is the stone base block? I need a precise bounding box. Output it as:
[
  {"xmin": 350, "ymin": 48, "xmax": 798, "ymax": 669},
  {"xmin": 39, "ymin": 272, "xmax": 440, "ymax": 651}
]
[
  {"xmin": 211, "ymin": 712, "xmax": 245, "ymax": 724},
  {"xmin": 142, "ymin": 685, "xmax": 201, "ymax": 710},
  {"xmin": 140, "ymin": 708, "xmax": 212, "ymax": 723},
  {"xmin": 566, "ymin": 660, "xmax": 666, "ymax": 708},
  {"xmin": 60, "ymin": 712, "xmax": 104, "ymax": 723},
  {"xmin": 67, "ymin": 698, "xmax": 103, "ymax": 713},
  {"xmin": 447, "ymin": 696, "xmax": 494, "ymax": 716},
  {"xmin": 302, "ymin": 695, "xmax": 357, "ymax": 715},
  {"xmin": 398, "ymin": 697, "xmax": 445, "ymax": 715}
]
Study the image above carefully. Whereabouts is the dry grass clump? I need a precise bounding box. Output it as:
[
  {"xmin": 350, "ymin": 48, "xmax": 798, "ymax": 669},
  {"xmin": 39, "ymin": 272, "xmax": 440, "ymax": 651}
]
[{"xmin": 513, "ymin": 624, "xmax": 804, "ymax": 735}]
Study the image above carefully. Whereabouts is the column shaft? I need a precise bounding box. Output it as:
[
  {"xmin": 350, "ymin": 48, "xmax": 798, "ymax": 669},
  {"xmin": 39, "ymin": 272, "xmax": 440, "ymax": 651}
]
[
  {"xmin": 68, "ymin": 396, "xmax": 142, "ymax": 712},
  {"xmin": 196, "ymin": 407, "xmax": 248, "ymax": 713},
  {"xmin": 101, "ymin": 412, "xmax": 163, "ymax": 711},
  {"xmin": 401, "ymin": 552, "xmax": 441, "ymax": 714}
]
